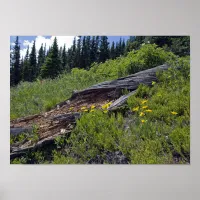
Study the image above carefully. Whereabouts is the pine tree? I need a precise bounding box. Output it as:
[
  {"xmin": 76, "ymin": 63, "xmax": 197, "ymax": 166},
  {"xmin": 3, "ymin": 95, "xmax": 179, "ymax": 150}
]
[
  {"xmin": 95, "ymin": 36, "xmax": 100, "ymax": 62},
  {"xmin": 71, "ymin": 37, "xmax": 77, "ymax": 68},
  {"xmin": 99, "ymin": 36, "xmax": 109, "ymax": 62},
  {"xmin": 29, "ymin": 41, "xmax": 37, "ymax": 81},
  {"xmin": 41, "ymin": 37, "xmax": 62, "ymax": 79},
  {"xmin": 75, "ymin": 36, "xmax": 81, "ymax": 68},
  {"xmin": 62, "ymin": 44, "xmax": 67, "ymax": 70},
  {"xmin": 119, "ymin": 37, "xmax": 122, "ymax": 55},
  {"xmin": 115, "ymin": 42, "xmax": 120, "ymax": 57},
  {"xmin": 10, "ymin": 45, "xmax": 14, "ymax": 86},
  {"xmin": 122, "ymin": 39, "xmax": 126, "ymax": 55},
  {"xmin": 43, "ymin": 43, "xmax": 46, "ymax": 58},
  {"xmin": 12, "ymin": 36, "xmax": 21, "ymax": 85},
  {"xmin": 90, "ymin": 36, "xmax": 97, "ymax": 64},
  {"xmin": 80, "ymin": 36, "xmax": 87, "ymax": 68},
  {"xmin": 23, "ymin": 46, "xmax": 31, "ymax": 81},
  {"xmin": 110, "ymin": 41, "xmax": 116, "ymax": 59},
  {"xmin": 37, "ymin": 44, "xmax": 45, "ymax": 77},
  {"xmin": 85, "ymin": 36, "xmax": 91, "ymax": 68}
]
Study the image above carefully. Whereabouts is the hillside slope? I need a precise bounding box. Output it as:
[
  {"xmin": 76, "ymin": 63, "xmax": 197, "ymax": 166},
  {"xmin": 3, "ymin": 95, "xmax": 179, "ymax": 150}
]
[{"xmin": 10, "ymin": 44, "xmax": 190, "ymax": 164}]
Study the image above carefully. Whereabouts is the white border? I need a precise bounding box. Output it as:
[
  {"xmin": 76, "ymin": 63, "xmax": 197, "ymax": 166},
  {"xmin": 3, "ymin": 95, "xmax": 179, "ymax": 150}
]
[{"xmin": 0, "ymin": 0, "xmax": 199, "ymax": 199}]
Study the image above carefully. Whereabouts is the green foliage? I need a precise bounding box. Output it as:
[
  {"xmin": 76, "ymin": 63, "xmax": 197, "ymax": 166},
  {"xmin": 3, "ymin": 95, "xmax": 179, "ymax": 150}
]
[
  {"xmin": 52, "ymin": 151, "xmax": 77, "ymax": 164},
  {"xmin": 54, "ymin": 135, "xmax": 66, "ymax": 149},
  {"xmin": 66, "ymin": 110, "xmax": 125, "ymax": 163}
]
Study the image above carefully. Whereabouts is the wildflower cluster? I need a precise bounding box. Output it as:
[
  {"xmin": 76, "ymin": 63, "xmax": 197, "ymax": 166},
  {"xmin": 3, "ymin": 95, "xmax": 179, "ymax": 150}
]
[
  {"xmin": 101, "ymin": 102, "xmax": 112, "ymax": 113},
  {"xmin": 132, "ymin": 99, "xmax": 153, "ymax": 123}
]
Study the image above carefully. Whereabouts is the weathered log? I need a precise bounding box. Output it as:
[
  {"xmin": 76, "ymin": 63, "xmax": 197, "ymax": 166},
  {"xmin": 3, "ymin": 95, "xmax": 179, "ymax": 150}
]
[
  {"xmin": 52, "ymin": 112, "xmax": 81, "ymax": 122},
  {"xmin": 108, "ymin": 91, "xmax": 137, "ymax": 111},
  {"xmin": 56, "ymin": 64, "xmax": 170, "ymax": 107},
  {"xmin": 10, "ymin": 127, "xmax": 33, "ymax": 136},
  {"xmin": 10, "ymin": 130, "xmax": 71, "ymax": 160}
]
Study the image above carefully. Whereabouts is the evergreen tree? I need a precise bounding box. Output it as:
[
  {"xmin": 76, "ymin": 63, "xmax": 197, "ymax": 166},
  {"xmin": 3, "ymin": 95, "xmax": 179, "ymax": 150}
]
[
  {"xmin": 85, "ymin": 36, "xmax": 91, "ymax": 68},
  {"xmin": 75, "ymin": 36, "xmax": 81, "ymax": 68},
  {"xmin": 41, "ymin": 37, "xmax": 62, "ymax": 79},
  {"xmin": 99, "ymin": 36, "xmax": 109, "ymax": 62},
  {"xmin": 115, "ymin": 42, "xmax": 120, "ymax": 57},
  {"xmin": 10, "ymin": 45, "xmax": 14, "ymax": 86},
  {"xmin": 37, "ymin": 44, "xmax": 45, "ymax": 77},
  {"xmin": 80, "ymin": 36, "xmax": 87, "ymax": 68},
  {"xmin": 67, "ymin": 48, "xmax": 73, "ymax": 71},
  {"xmin": 110, "ymin": 41, "xmax": 116, "ymax": 59},
  {"xmin": 95, "ymin": 36, "xmax": 100, "ymax": 62},
  {"xmin": 122, "ymin": 39, "xmax": 126, "ymax": 55},
  {"xmin": 43, "ymin": 43, "xmax": 46, "ymax": 58},
  {"xmin": 90, "ymin": 36, "xmax": 97, "ymax": 64},
  {"xmin": 12, "ymin": 36, "xmax": 21, "ymax": 85},
  {"xmin": 119, "ymin": 37, "xmax": 122, "ymax": 55},
  {"xmin": 23, "ymin": 46, "xmax": 31, "ymax": 81},
  {"xmin": 62, "ymin": 44, "xmax": 67, "ymax": 70},
  {"xmin": 29, "ymin": 41, "xmax": 37, "ymax": 81},
  {"xmin": 71, "ymin": 37, "xmax": 77, "ymax": 68}
]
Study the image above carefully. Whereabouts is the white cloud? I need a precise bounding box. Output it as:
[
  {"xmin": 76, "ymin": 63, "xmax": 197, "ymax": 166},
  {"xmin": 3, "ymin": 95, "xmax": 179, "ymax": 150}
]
[{"xmin": 20, "ymin": 36, "xmax": 78, "ymax": 58}]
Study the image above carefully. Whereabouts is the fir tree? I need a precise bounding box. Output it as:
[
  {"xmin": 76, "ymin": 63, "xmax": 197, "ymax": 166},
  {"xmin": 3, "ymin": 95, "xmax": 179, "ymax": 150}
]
[
  {"xmin": 85, "ymin": 36, "xmax": 91, "ymax": 68},
  {"xmin": 99, "ymin": 36, "xmax": 109, "ymax": 62},
  {"xmin": 12, "ymin": 36, "xmax": 21, "ymax": 85},
  {"xmin": 62, "ymin": 44, "xmax": 67, "ymax": 70},
  {"xmin": 90, "ymin": 36, "xmax": 97, "ymax": 64},
  {"xmin": 110, "ymin": 41, "xmax": 116, "ymax": 59},
  {"xmin": 95, "ymin": 36, "xmax": 100, "ymax": 62},
  {"xmin": 80, "ymin": 36, "xmax": 87, "ymax": 68},
  {"xmin": 75, "ymin": 36, "xmax": 81, "ymax": 68},
  {"xmin": 41, "ymin": 37, "xmax": 62, "ymax": 79},
  {"xmin": 37, "ymin": 44, "xmax": 45, "ymax": 77},
  {"xmin": 23, "ymin": 46, "xmax": 30, "ymax": 82},
  {"xmin": 29, "ymin": 41, "xmax": 37, "ymax": 81}
]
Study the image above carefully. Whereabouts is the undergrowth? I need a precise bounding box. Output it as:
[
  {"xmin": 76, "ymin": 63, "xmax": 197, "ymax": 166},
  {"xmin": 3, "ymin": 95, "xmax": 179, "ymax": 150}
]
[{"xmin": 11, "ymin": 56, "xmax": 190, "ymax": 164}]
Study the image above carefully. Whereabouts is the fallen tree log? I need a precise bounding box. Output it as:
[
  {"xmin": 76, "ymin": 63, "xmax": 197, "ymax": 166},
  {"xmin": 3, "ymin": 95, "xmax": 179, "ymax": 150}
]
[
  {"xmin": 108, "ymin": 91, "xmax": 137, "ymax": 111},
  {"xmin": 10, "ymin": 127, "xmax": 33, "ymax": 136},
  {"xmin": 57, "ymin": 64, "xmax": 170, "ymax": 107}
]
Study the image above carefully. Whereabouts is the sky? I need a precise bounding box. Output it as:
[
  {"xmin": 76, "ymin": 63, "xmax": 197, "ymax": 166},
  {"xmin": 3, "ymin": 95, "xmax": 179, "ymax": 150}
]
[{"xmin": 10, "ymin": 36, "xmax": 130, "ymax": 58}]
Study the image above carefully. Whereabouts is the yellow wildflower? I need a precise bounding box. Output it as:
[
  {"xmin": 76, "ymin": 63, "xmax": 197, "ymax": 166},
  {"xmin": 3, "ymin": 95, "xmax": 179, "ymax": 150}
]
[
  {"xmin": 69, "ymin": 107, "xmax": 74, "ymax": 111},
  {"xmin": 141, "ymin": 119, "xmax": 147, "ymax": 123},
  {"xmin": 91, "ymin": 105, "xmax": 95, "ymax": 109},
  {"xmin": 141, "ymin": 100, "xmax": 148, "ymax": 104},
  {"xmin": 171, "ymin": 111, "xmax": 178, "ymax": 115},
  {"xmin": 142, "ymin": 106, "xmax": 148, "ymax": 109},
  {"xmin": 90, "ymin": 109, "xmax": 95, "ymax": 112},
  {"xmin": 81, "ymin": 106, "xmax": 87, "ymax": 110},
  {"xmin": 103, "ymin": 110, "xmax": 108, "ymax": 113},
  {"xmin": 139, "ymin": 112, "xmax": 145, "ymax": 117},
  {"xmin": 107, "ymin": 102, "xmax": 112, "ymax": 106},
  {"xmin": 132, "ymin": 106, "xmax": 139, "ymax": 112},
  {"xmin": 152, "ymin": 81, "xmax": 156, "ymax": 85},
  {"xmin": 83, "ymin": 109, "xmax": 88, "ymax": 112},
  {"xmin": 145, "ymin": 109, "xmax": 152, "ymax": 112},
  {"xmin": 102, "ymin": 104, "xmax": 108, "ymax": 110}
]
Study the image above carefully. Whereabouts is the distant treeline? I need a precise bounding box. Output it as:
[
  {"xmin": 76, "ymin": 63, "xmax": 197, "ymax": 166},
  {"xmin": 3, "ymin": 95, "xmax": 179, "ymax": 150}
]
[{"xmin": 10, "ymin": 36, "xmax": 190, "ymax": 86}]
